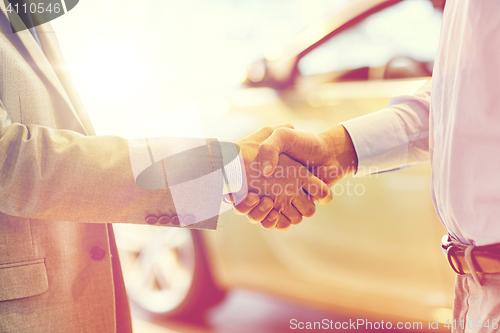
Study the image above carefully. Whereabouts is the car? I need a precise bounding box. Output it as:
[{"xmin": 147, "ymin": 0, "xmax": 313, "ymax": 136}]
[{"xmin": 113, "ymin": 0, "xmax": 456, "ymax": 326}]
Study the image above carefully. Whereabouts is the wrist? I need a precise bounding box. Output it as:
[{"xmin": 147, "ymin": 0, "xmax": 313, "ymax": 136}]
[{"xmin": 320, "ymin": 125, "xmax": 358, "ymax": 175}]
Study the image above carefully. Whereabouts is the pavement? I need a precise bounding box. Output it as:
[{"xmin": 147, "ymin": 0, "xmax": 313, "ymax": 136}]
[{"xmin": 130, "ymin": 289, "xmax": 441, "ymax": 333}]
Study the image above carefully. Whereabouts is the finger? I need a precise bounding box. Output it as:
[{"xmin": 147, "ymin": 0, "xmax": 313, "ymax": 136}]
[
  {"xmin": 258, "ymin": 127, "xmax": 296, "ymax": 177},
  {"xmin": 232, "ymin": 192, "xmax": 260, "ymax": 215},
  {"xmin": 222, "ymin": 193, "xmax": 236, "ymax": 204},
  {"xmin": 302, "ymin": 173, "xmax": 332, "ymax": 205},
  {"xmin": 246, "ymin": 197, "xmax": 274, "ymax": 224},
  {"xmin": 280, "ymin": 204, "xmax": 303, "ymax": 227},
  {"xmin": 291, "ymin": 191, "xmax": 316, "ymax": 218},
  {"xmin": 275, "ymin": 213, "xmax": 293, "ymax": 231},
  {"xmin": 261, "ymin": 209, "xmax": 280, "ymax": 229}
]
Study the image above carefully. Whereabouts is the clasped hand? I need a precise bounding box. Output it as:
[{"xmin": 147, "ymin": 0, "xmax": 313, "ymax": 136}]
[
  {"xmin": 224, "ymin": 125, "xmax": 331, "ymax": 231},
  {"xmin": 226, "ymin": 124, "xmax": 358, "ymax": 231}
]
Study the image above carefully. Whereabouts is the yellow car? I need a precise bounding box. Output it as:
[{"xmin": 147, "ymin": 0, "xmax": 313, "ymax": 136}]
[{"xmin": 114, "ymin": 0, "xmax": 455, "ymax": 326}]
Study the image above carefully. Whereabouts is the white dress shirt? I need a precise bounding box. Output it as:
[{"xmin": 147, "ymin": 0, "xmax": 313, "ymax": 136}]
[{"xmin": 342, "ymin": 0, "xmax": 500, "ymax": 246}]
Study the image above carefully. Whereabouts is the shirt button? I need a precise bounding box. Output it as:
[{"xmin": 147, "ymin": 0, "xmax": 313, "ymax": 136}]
[
  {"xmin": 170, "ymin": 215, "xmax": 180, "ymax": 225},
  {"xmin": 158, "ymin": 215, "xmax": 171, "ymax": 225},
  {"xmin": 145, "ymin": 216, "xmax": 158, "ymax": 225},
  {"xmin": 182, "ymin": 215, "xmax": 196, "ymax": 225},
  {"xmin": 90, "ymin": 246, "xmax": 105, "ymax": 261}
]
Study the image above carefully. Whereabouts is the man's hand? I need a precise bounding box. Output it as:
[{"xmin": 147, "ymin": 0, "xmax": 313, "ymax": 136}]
[
  {"xmin": 227, "ymin": 125, "xmax": 332, "ymax": 231},
  {"xmin": 257, "ymin": 125, "xmax": 359, "ymax": 186}
]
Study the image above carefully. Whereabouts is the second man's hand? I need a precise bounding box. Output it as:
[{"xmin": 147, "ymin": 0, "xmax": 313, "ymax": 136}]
[{"xmin": 258, "ymin": 125, "xmax": 359, "ymax": 186}]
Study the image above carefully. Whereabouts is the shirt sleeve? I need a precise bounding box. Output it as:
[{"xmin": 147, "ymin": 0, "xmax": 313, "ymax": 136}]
[{"xmin": 340, "ymin": 79, "xmax": 432, "ymax": 176}]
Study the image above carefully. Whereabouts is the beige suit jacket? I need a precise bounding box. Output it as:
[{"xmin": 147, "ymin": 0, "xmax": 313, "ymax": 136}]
[{"xmin": 0, "ymin": 3, "xmax": 221, "ymax": 332}]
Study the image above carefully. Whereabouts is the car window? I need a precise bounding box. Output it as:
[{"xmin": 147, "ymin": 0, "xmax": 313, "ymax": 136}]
[{"xmin": 298, "ymin": 0, "xmax": 442, "ymax": 79}]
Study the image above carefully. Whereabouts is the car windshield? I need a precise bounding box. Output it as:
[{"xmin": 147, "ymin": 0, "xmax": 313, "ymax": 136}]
[{"xmin": 298, "ymin": 0, "xmax": 442, "ymax": 77}]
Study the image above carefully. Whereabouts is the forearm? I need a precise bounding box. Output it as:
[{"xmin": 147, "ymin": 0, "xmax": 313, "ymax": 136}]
[
  {"xmin": 1, "ymin": 110, "xmax": 222, "ymax": 228},
  {"xmin": 0, "ymin": 122, "xmax": 166, "ymax": 223}
]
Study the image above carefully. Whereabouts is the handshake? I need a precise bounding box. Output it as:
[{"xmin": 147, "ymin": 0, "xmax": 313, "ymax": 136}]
[{"xmin": 225, "ymin": 124, "xmax": 358, "ymax": 231}]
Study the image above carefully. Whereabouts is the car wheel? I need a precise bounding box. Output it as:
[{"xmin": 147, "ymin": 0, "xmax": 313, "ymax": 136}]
[{"xmin": 113, "ymin": 224, "xmax": 226, "ymax": 320}]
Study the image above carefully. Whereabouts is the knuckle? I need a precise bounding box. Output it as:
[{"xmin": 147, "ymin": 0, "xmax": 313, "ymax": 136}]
[
  {"xmin": 274, "ymin": 127, "xmax": 290, "ymax": 137},
  {"xmin": 260, "ymin": 197, "xmax": 274, "ymax": 209},
  {"xmin": 258, "ymin": 142, "xmax": 271, "ymax": 151},
  {"xmin": 273, "ymin": 201, "xmax": 285, "ymax": 214},
  {"xmin": 262, "ymin": 126, "xmax": 273, "ymax": 134}
]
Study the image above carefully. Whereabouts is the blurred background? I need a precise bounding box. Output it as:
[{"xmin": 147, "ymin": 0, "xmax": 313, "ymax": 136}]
[{"xmin": 52, "ymin": 0, "xmax": 453, "ymax": 332}]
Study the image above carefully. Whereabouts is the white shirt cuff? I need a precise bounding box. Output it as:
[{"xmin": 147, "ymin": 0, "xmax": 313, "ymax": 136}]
[
  {"xmin": 219, "ymin": 142, "xmax": 243, "ymax": 194},
  {"xmin": 340, "ymin": 109, "xmax": 408, "ymax": 177}
]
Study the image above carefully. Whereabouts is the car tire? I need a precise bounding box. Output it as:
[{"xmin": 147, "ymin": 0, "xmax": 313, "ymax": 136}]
[
  {"xmin": 166, "ymin": 230, "xmax": 227, "ymax": 322},
  {"xmin": 114, "ymin": 225, "xmax": 226, "ymax": 321}
]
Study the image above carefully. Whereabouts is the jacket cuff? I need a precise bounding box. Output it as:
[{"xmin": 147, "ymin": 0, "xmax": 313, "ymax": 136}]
[{"xmin": 208, "ymin": 141, "xmax": 243, "ymax": 194}]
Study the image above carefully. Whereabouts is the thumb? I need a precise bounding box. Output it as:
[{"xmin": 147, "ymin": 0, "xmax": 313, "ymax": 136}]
[{"xmin": 258, "ymin": 127, "xmax": 294, "ymax": 177}]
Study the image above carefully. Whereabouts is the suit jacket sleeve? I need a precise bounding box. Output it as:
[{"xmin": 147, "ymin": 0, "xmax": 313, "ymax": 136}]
[{"xmin": 0, "ymin": 101, "xmax": 224, "ymax": 229}]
